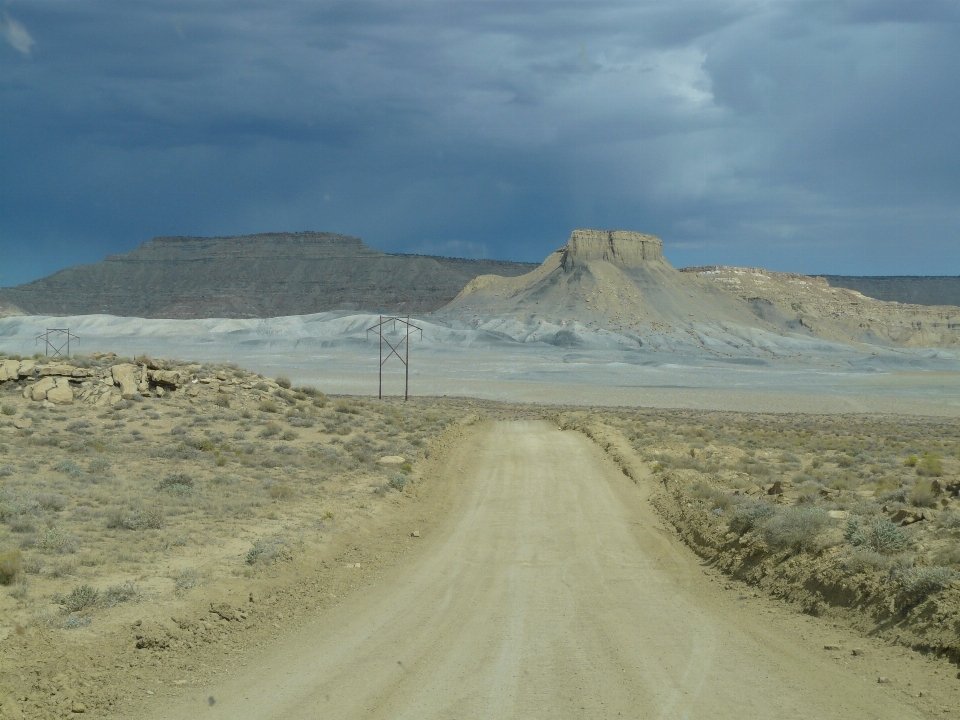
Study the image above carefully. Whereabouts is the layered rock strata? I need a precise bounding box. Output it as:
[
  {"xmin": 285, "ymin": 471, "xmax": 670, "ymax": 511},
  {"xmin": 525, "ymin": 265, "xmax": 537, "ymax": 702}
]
[{"xmin": 0, "ymin": 232, "xmax": 538, "ymax": 318}]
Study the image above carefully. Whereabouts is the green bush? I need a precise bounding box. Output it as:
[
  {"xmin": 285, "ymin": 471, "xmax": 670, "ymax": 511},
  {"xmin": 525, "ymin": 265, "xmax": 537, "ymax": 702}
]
[
  {"xmin": 761, "ymin": 507, "xmax": 828, "ymax": 553},
  {"xmin": 102, "ymin": 581, "xmax": 140, "ymax": 606},
  {"xmin": 389, "ymin": 474, "xmax": 407, "ymax": 491},
  {"xmin": 60, "ymin": 584, "xmax": 99, "ymax": 612},
  {"xmin": 54, "ymin": 459, "xmax": 84, "ymax": 478},
  {"xmin": 904, "ymin": 455, "xmax": 918, "ymax": 467},
  {"xmin": 36, "ymin": 526, "xmax": 80, "ymax": 554},
  {"xmin": 728, "ymin": 501, "xmax": 775, "ymax": 535},
  {"xmin": 87, "ymin": 457, "xmax": 111, "ymax": 474},
  {"xmin": 259, "ymin": 399, "xmax": 279, "ymax": 413},
  {"xmin": 158, "ymin": 473, "xmax": 194, "ymax": 495},
  {"xmin": 909, "ymin": 479, "xmax": 938, "ymax": 507},
  {"xmin": 845, "ymin": 516, "xmax": 907, "ymax": 554},
  {"xmin": 106, "ymin": 506, "xmax": 164, "ymax": 530},
  {"xmin": 916, "ymin": 454, "xmax": 943, "ymax": 477}
]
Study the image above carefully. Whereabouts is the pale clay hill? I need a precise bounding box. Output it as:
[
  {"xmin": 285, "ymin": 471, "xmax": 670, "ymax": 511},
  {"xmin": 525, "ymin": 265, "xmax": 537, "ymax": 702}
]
[
  {"xmin": 0, "ymin": 232, "xmax": 537, "ymax": 319},
  {"xmin": 443, "ymin": 229, "xmax": 960, "ymax": 348}
]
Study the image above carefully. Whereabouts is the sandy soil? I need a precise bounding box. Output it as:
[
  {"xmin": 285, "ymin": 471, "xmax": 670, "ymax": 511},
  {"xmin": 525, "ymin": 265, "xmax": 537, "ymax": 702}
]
[{"xmin": 144, "ymin": 421, "xmax": 960, "ymax": 719}]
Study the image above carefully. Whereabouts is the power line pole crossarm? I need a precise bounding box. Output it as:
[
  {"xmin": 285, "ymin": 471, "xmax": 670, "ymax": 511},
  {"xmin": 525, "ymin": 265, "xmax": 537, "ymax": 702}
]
[{"xmin": 365, "ymin": 315, "xmax": 423, "ymax": 400}]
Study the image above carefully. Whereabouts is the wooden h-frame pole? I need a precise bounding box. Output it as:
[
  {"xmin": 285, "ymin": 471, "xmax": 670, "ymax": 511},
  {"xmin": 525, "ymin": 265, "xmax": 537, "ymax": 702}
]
[{"xmin": 366, "ymin": 315, "xmax": 422, "ymax": 400}]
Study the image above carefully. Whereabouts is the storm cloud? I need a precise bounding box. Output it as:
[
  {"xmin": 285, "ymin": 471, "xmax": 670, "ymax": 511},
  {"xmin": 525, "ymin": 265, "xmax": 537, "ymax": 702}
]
[{"xmin": 1, "ymin": 0, "xmax": 958, "ymax": 286}]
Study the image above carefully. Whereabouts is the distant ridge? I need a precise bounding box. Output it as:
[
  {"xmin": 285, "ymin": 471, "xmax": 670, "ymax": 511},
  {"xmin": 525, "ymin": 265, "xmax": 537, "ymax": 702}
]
[
  {"xmin": 0, "ymin": 232, "xmax": 538, "ymax": 319},
  {"xmin": 820, "ymin": 275, "xmax": 960, "ymax": 307}
]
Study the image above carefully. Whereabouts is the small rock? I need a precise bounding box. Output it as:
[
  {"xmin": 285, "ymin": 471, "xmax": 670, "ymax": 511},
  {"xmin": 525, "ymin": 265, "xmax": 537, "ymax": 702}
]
[
  {"xmin": 30, "ymin": 376, "xmax": 57, "ymax": 401},
  {"xmin": 878, "ymin": 676, "xmax": 891, "ymax": 684},
  {"xmin": 823, "ymin": 644, "xmax": 842, "ymax": 651},
  {"xmin": 209, "ymin": 602, "xmax": 236, "ymax": 621},
  {"xmin": 851, "ymin": 648, "xmax": 864, "ymax": 656},
  {"xmin": 71, "ymin": 702, "xmax": 86, "ymax": 713},
  {"xmin": 411, "ymin": 531, "xmax": 420, "ymax": 538},
  {"xmin": 826, "ymin": 510, "xmax": 848, "ymax": 520},
  {"xmin": 378, "ymin": 456, "xmax": 406, "ymax": 465},
  {"xmin": 12, "ymin": 418, "xmax": 32, "ymax": 430}
]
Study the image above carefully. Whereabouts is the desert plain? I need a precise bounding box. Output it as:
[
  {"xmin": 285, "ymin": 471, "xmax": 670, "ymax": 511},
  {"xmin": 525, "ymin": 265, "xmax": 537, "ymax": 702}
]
[{"xmin": 1, "ymin": 230, "xmax": 959, "ymax": 719}]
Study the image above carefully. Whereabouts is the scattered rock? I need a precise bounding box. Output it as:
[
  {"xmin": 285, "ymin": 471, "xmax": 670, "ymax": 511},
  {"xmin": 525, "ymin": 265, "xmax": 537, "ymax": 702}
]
[
  {"xmin": 878, "ymin": 676, "xmax": 891, "ymax": 684},
  {"xmin": 30, "ymin": 377, "xmax": 57, "ymax": 401},
  {"xmin": 111, "ymin": 364, "xmax": 139, "ymax": 399},
  {"xmin": 46, "ymin": 378, "xmax": 74, "ymax": 405},
  {"xmin": 827, "ymin": 510, "xmax": 849, "ymax": 520},
  {"xmin": 17, "ymin": 360, "xmax": 35, "ymax": 377},
  {"xmin": 70, "ymin": 702, "xmax": 86, "ymax": 713},
  {"xmin": 378, "ymin": 456, "xmax": 406, "ymax": 465},
  {"xmin": 12, "ymin": 417, "xmax": 32, "ymax": 429},
  {"xmin": 411, "ymin": 531, "xmax": 421, "ymax": 538},
  {"xmin": 823, "ymin": 644, "xmax": 842, "ymax": 651}
]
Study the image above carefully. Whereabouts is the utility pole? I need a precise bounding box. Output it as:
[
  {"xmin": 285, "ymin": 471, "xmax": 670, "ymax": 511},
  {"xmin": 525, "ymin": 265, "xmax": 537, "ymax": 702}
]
[
  {"xmin": 35, "ymin": 328, "xmax": 79, "ymax": 359},
  {"xmin": 366, "ymin": 315, "xmax": 422, "ymax": 400}
]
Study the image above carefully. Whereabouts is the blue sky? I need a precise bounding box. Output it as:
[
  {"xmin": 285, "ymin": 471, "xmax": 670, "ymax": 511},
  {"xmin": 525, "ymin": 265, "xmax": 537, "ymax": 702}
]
[{"xmin": 1, "ymin": 0, "xmax": 959, "ymax": 287}]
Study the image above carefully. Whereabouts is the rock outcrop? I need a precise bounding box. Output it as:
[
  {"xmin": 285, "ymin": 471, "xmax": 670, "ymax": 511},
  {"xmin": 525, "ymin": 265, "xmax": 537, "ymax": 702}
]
[
  {"xmin": 560, "ymin": 230, "xmax": 663, "ymax": 270},
  {"xmin": 0, "ymin": 355, "xmax": 177, "ymax": 405},
  {"xmin": 684, "ymin": 266, "xmax": 960, "ymax": 347},
  {"xmin": 0, "ymin": 231, "xmax": 538, "ymax": 319}
]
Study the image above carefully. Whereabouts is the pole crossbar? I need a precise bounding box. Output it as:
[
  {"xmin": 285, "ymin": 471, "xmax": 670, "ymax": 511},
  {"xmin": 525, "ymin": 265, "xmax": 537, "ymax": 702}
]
[
  {"xmin": 35, "ymin": 328, "xmax": 79, "ymax": 359},
  {"xmin": 366, "ymin": 315, "xmax": 422, "ymax": 400}
]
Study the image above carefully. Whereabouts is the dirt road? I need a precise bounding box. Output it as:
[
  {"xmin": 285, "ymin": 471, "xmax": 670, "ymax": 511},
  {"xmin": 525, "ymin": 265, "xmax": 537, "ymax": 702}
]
[{"xmin": 146, "ymin": 421, "xmax": 945, "ymax": 719}]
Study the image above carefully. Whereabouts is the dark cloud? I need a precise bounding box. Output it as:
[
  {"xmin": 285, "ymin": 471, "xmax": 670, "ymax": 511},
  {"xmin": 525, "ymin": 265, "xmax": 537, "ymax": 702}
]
[{"xmin": 1, "ymin": 0, "xmax": 958, "ymax": 287}]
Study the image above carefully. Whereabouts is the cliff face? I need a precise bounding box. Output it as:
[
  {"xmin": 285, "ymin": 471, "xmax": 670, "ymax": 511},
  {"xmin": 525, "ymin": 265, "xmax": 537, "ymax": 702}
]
[
  {"xmin": 560, "ymin": 230, "xmax": 663, "ymax": 270},
  {"xmin": 0, "ymin": 232, "xmax": 538, "ymax": 319},
  {"xmin": 683, "ymin": 266, "xmax": 960, "ymax": 347}
]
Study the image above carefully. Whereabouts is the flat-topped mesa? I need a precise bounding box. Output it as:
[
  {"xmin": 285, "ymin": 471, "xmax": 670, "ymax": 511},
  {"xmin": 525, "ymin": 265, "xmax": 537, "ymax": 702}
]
[{"xmin": 559, "ymin": 230, "xmax": 663, "ymax": 271}]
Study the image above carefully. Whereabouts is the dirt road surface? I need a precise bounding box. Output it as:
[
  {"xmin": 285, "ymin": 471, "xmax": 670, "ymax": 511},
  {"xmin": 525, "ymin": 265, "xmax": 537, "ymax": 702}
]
[{"xmin": 146, "ymin": 421, "xmax": 951, "ymax": 719}]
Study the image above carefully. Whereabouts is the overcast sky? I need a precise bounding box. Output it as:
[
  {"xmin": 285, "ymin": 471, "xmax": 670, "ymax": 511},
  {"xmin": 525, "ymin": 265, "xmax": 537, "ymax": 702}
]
[{"xmin": 1, "ymin": 0, "xmax": 958, "ymax": 287}]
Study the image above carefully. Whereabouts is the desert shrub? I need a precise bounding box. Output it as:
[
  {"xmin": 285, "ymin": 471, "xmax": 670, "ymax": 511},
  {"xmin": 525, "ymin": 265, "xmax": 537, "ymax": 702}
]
[
  {"xmin": 106, "ymin": 506, "xmax": 164, "ymax": 530},
  {"xmin": 35, "ymin": 493, "xmax": 67, "ymax": 511},
  {"xmin": 60, "ymin": 584, "xmax": 99, "ymax": 612},
  {"xmin": 1, "ymin": 404, "xmax": 16, "ymax": 416},
  {"xmin": 389, "ymin": 474, "xmax": 407, "ymax": 491},
  {"xmin": 334, "ymin": 399, "xmax": 359, "ymax": 415},
  {"xmin": 246, "ymin": 538, "xmax": 290, "ymax": 565},
  {"xmin": 275, "ymin": 375, "xmax": 292, "ymax": 389},
  {"xmin": 158, "ymin": 473, "xmax": 194, "ymax": 495},
  {"xmin": 0, "ymin": 464, "xmax": 14, "ymax": 477},
  {"xmin": 916, "ymin": 454, "xmax": 943, "ymax": 477},
  {"xmin": 54, "ymin": 459, "xmax": 84, "ymax": 478},
  {"xmin": 210, "ymin": 475, "xmax": 240, "ymax": 486},
  {"xmin": 187, "ymin": 437, "xmax": 215, "ymax": 452},
  {"xmin": 0, "ymin": 549, "xmax": 22, "ymax": 585},
  {"xmin": 259, "ymin": 399, "xmax": 279, "ymax": 413},
  {"xmin": 102, "ymin": 581, "xmax": 140, "ymax": 607},
  {"xmin": 36, "ymin": 526, "xmax": 80, "ymax": 554},
  {"xmin": 728, "ymin": 500, "xmax": 775, "ymax": 535},
  {"xmin": 214, "ymin": 395, "xmax": 231, "ymax": 408},
  {"xmin": 909, "ymin": 479, "xmax": 938, "ymax": 507},
  {"xmin": 280, "ymin": 430, "xmax": 298, "ymax": 441},
  {"xmin": 904, "ymin": 455, "xmax": 918, "ymax": 467},
  {"xmin": 259, "ymin": 421, "xmax": 282, "ymax": 438},
  {"xmin": 87, "ymin": 457, "xmax": 111, "ymax": 474},
  {"xmin": 269, "ymin": 484, "xmax": 294, "ymax": 500},
  {"xmin": 842, "ymin": 548, "xmax": 895, "ymax": 574},
  {"xmin": 174, "ymin": 568, "xmax": 198, "ymax": 594},
  {"xmin": 898, "ymin": 566, "xmax": 957, "ymax": 607},
  {"xmin": 761, "ymin": 507, "xmax": 828, "ymax": 553},
  {"xmin": 845, "ymin": 516, "xmax": 907, "ymax": 554}
]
